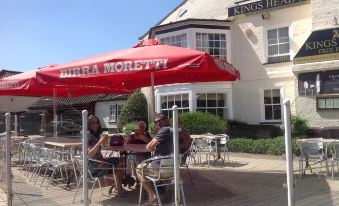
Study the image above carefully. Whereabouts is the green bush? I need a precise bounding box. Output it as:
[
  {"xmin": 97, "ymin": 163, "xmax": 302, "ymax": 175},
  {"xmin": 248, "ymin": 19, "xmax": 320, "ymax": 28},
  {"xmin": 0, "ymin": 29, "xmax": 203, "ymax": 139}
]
[
  {"xmin": 227, "ymin": 137, "xmax": 298, "ymax": 155},
  {"xmin": 181, "ymin": 112, "xmax": 226, "ymax": 134},
  {"xmin": 148, "ymin": 122, "xmax": 155, "ymax": 136},
  {"xmin": 122, "ymin": 122, "xmax": 136, "ymax": 135},
  {"xmin": 117, "ymin": 91, "xmax": 148, "ymax": 132},
  {"xmin": 291, "ymin": 115, "xmax": 309, "ymax": 138}
]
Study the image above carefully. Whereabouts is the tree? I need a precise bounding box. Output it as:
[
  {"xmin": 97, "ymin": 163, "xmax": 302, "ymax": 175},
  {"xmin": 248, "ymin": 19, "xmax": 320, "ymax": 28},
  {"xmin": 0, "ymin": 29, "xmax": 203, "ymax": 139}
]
[{"xmin": 117, "ymin": 91, "xmax": 148, "ymax": 131}]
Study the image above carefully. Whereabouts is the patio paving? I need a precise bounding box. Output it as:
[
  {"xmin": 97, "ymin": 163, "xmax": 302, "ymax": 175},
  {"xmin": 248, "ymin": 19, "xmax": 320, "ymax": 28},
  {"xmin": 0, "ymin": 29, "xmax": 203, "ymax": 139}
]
[{"xmin": 0, "ymin": 152, "xmax": 338, "ymax": 206}]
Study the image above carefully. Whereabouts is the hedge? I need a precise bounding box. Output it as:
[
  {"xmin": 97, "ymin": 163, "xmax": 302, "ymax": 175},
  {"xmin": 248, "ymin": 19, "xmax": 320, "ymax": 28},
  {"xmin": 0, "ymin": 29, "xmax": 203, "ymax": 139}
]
[{"xmin": 227, "ymin": 137, "xmax": 299, "ymax": 155}]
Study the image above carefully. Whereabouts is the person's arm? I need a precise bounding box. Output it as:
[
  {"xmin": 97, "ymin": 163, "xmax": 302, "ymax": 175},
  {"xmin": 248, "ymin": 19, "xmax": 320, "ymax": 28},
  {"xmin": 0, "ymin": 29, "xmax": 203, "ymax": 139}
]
[
  {"xmin": 146, "ymin": 138, "xmax": 159, "ymax": 151},
  {"xmin": 135, "ymin": 133, "xmax": 151, "ymax": 143},
  {"xmin": 88, "ymin": 135, "xmax": 105, "ymax": 158}
]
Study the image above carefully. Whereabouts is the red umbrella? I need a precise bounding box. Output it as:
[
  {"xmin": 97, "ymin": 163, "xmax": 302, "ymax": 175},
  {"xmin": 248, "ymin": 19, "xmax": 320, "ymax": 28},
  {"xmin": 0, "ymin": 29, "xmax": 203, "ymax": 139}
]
[
  {"xmin": 0, "ymin": 65, "xmax": 131, "ymax": 97},
  {"xmin": 36, "ymin": 39, "xmax": 240, "ymax": 91}
]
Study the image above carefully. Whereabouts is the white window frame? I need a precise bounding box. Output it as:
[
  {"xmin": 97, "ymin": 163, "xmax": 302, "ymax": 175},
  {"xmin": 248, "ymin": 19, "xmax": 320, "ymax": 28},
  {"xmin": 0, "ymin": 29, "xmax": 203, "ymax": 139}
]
[
  {"xmin": 155, "ymin": 28, "xmax": 191, "ymax": 48},
  {"xmin": 260, "ymin": 87, "xmax": 283, "ymax": 123},
  {"xmin": 195, "ymin": 92, "xmax": 230, "ymax": 120},
  {"xmin": 192, "ymin": 28, "xmax": 231, "ymax": 62},
  {"xmin": 264, "ymin": 23, "xmax": 292, "ymax": 64},
  {"xmin": 159, "ymin": 92, "xmax": 190, "ymax": 118},
  {"xmin": 109, "ymin": 104, "xmax": 123, "ymax": 123}
]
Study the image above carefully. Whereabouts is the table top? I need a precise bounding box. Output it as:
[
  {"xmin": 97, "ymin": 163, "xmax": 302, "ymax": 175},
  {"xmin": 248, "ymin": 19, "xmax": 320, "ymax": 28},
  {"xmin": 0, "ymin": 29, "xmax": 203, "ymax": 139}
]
[
  {"xmin": 191, "ymin": 134, "xmax": 222, "ymax": 140},
  {"xmin": 297, "ymin": 138, "xmax": 338, "ymax": 144},
  {"xmin": 11, "ymin": 135, "xmax": 45, "ymax": 140},
  {"xmin": 103, "ymin": 144, "xmax": 151, "ymax": 153},
  {"xmin": 43, "ymin": 137, "xmax": 82, "ymax": 148}
]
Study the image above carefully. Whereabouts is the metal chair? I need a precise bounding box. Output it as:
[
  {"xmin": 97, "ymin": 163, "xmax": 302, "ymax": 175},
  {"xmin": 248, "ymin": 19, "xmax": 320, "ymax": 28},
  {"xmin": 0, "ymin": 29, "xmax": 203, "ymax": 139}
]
[
  {"xmin": 331, "ymin": 141, "xmax": 339, "ymax": 180},
  {"xmin": 72, "ymin": 157, "xmax": 119, "ymax": 203},
  {"xmin": 180, "ymin": 141, "xmax": 194, "ymax": 185},
  {"xmin": 215, "ymin": 134, "xmax": 230, "ymax": 163},
  {"xmin": 138, "ymin": 155, "xmax": 186, "ymax": 206},
  {"xmin": 194, "ymin": 136, "xmax": 216, "ymax": 167},
  {"xmin": 298, "ymin": 138, "xmax": 326, "ymax": 177}
]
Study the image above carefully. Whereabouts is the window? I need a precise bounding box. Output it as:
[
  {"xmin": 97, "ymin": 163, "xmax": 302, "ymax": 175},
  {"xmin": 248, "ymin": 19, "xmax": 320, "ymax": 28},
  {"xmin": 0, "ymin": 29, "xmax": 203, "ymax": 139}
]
[
  {"xmin": 317, "ymin": 97, "xmax": 339, "ymax": 110},
  {"xmin": 109, "ymin": 104, "xmax": 123, "ymax": 123},
  {"xmin": 196, "ymin": 93, "xmax": 228, "ymax": 119},
  {"xmin": 160, "ymin": 34, "xmax": 187, "ymax": 48},
  {"xmin": 263, "ymin": 89, "xmax": 281, "ymax": 121},
  {"xmin": 267, "ymin": 27, "xmax": 290, "ymax": 63},
  {"xmin": 161, "ymin": 94, "xmax": 189, "ymax": 118},
  {"xmin": 196, "ymin": 33, "xmax": 227, "ymax": 60}
]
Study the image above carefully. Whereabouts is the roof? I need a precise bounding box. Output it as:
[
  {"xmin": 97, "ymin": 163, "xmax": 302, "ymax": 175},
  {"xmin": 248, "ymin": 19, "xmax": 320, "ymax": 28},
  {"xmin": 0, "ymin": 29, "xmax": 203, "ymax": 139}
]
[
  {"xmin": 140, "ymin": 0, "xmax": 235, "ymax": 39},
  {"xmin": 28, "ymin": 93, "xmax": 130, "ymax": 110},
  {"xmin": 0, "ymin": 69, "xmax": 22, "ymax": 78}
]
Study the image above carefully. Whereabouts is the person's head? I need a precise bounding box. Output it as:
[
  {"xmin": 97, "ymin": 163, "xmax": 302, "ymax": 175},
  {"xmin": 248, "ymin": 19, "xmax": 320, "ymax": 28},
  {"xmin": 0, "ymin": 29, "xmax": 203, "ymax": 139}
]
[
  {"xmin": 88, "ymin": 115, "xmax": 102, "ymax": 136},
  {"xmin": 135, "ymin": 121, "xmax": 147, "ymax": 133},
  {"xmin": 155, "ymin": 113, "xmax": 169, "ymax": 128}
]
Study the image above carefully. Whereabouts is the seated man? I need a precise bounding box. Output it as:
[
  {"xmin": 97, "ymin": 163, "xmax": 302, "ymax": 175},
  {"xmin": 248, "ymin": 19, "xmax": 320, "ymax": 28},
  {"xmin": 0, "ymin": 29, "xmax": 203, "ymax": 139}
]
[{"xmin": 136, "ymin": 113, "xmax": 173, "ymax": 204}]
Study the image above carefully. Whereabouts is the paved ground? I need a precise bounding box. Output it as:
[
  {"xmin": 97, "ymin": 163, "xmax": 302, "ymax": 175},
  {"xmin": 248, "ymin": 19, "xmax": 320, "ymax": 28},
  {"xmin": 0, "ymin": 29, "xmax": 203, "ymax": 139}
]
[{"xmin": 0, "ymin": 152, "xmax": 338, "ymax": 206}]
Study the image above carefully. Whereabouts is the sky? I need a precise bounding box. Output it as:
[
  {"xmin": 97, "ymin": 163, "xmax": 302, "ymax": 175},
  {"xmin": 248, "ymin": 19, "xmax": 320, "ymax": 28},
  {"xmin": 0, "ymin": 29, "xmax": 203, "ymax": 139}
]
[{"xmin": 0, "ymin": 0, "xmax": 182, "ymax": 72}]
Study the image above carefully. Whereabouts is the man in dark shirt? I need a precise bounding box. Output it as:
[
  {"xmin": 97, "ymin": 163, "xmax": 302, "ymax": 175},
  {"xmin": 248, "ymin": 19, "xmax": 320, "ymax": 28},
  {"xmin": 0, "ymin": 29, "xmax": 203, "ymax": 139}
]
[{"xmin": 136, "ymin": 113, "xmax": 173, "ymax": 204}]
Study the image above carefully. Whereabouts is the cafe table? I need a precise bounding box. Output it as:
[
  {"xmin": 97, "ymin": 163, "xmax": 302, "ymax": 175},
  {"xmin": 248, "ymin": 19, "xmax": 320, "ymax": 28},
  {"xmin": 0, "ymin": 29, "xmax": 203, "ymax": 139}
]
[{"xmin": 42, "ymin": 137, "xmax": 82, "ymax": 153}]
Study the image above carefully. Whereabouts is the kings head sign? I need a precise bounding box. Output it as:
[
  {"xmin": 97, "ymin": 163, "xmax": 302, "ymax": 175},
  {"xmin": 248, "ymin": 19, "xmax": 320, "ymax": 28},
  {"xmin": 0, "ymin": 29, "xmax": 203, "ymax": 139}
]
[
  {"xmin": 228, "ymin": 0, "xmax": 309, "ymax": 19},
  {"xmin": 294, "ymin": 27, "xmax": 339, "ymax": 64}
]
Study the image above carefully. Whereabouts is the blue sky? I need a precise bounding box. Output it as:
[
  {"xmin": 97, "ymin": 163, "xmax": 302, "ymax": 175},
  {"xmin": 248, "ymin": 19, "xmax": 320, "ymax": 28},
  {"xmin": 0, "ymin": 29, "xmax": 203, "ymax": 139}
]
[{"xmin": 0, "ymin": 0, "xmax": 182, "ymax": 72}]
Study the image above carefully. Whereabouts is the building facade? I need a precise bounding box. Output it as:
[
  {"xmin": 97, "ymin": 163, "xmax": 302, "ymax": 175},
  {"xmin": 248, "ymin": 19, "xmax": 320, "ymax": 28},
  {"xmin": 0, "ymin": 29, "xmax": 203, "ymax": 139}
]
[{"xmin": 140, "ymin": 0, "xmax": 339, "ymax": 134}]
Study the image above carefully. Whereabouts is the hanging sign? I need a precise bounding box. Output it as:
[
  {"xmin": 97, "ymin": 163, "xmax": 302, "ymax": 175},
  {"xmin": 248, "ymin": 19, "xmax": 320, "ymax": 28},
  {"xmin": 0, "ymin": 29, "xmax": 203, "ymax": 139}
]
[
  {"xmin": 294, "ymin": 27, "xmax": 339, "ymax": 64},
  {"xmin": 228, "ymin": 0, "xmax": 309, "ymax": 19}
]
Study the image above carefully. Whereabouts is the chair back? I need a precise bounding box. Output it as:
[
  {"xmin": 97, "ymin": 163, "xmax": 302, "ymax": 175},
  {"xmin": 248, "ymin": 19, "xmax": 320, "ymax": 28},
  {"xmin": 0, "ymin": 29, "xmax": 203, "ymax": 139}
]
[
  {"xmin": 158, "ymin": 156, "xmax": 174, "ymax": 179},
  {"xmin": 300, "ymin": 139, "xmax": 324, "ymax": 158}
]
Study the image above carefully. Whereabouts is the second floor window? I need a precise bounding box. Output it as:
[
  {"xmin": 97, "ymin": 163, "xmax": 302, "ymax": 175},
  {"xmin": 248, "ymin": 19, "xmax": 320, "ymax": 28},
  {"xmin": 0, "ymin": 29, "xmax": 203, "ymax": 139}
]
[
  {"xmin": 196, "ymin": 33, "xmax": 227, "ymax": 60},
  {"xmin": 160, "ymin": 34, "xmax": 187, "ymax": 48},
  {"xmin": 267, "ymin": 27, "xmax": 290, "ymax": 63}
]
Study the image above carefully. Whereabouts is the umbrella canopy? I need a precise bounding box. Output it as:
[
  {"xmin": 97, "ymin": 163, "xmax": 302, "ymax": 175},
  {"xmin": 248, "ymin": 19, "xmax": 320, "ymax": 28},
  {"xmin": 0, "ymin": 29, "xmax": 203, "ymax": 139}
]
[
  {"xmin": 0, "ymin": 66, "xmax": 131, "ymax": 97},
  {"xmin": 36, "ymin": 39, "xmax": 240, "ymax": 91}
]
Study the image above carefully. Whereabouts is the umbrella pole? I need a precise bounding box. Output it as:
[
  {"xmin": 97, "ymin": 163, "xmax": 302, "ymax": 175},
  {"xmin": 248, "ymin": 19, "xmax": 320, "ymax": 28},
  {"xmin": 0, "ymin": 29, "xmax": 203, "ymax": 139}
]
[
  {"xmin": 53, "ymin": 88, "xmax": 58, "ymax": 138},
  {"xmin": 150, "ymin": 71, "xmax": 156, "ymax": 122}
]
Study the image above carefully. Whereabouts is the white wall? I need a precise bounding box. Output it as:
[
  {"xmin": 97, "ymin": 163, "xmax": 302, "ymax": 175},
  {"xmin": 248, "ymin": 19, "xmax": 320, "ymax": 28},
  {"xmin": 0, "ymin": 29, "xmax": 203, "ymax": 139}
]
[
  {"xmin": 312, "ymin": 0, "xmax": 339, "ymax": 31},
  {"xmin": 95, "ymin": 100, "xmax": 124, "ymax": 129}
]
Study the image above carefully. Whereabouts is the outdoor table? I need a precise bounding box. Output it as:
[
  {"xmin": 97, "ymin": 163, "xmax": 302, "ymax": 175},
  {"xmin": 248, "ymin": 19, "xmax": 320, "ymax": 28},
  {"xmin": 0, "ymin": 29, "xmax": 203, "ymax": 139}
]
[
  {"xmin": 191, "ymin": 134, "xmax": 224, "ymax": 166},
  {"xmin": 42, "ymin": 137, "xmax": 82, "ymax": 153},
  {"xmin": 297, "ymin": 138, "xmax": 336, "ymax": 177}
]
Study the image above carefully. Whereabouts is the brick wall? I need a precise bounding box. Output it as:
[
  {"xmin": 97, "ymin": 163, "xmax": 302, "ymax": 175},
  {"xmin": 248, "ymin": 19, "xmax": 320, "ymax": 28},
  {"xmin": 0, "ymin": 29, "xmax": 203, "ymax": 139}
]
[{"xmin": 312, "ymin": 0, "xmax": 339, "ymax": 30}]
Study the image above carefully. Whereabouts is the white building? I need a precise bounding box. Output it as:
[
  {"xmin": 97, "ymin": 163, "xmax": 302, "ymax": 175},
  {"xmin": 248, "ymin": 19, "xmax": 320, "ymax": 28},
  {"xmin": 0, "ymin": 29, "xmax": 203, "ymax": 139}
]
[{"xmin": 140, "ymin": 0, "xmax": 339, "ymax": 136}]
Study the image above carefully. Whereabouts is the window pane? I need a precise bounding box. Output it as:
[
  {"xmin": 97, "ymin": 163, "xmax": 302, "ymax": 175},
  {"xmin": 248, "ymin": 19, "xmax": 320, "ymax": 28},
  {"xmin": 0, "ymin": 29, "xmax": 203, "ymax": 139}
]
[
  {"xmin": 334, "ymin": 98, "xmax": 339, "ymax": 108},
  {"xmin": 217, "ymin": 93, "xmax": 226, "ymax": 107},
  {"xmin": 161, "ymin": 96, "xmax": 168, "ymax": 109},
  {"xmin": 197, "ymin": 93, "xmax": 206, "ymax": 107},
  {"xmin": 265, "ymin": 105, "xmax": 273, "ymax": 120},
  {"xmin": 326, "ymin": 98, "xmax": 334, "ymax": 108},
  {"xmin": 173, "ymin": 95, "xmax": 181, "ymax": 107},
  {"xmin": 207, "ymin": 93, "xmax": 217, "ymax": 107},
  {"xmin": 182, "ymin": 94, "xmax": 189, "ymax": 108},
  {"xmin": 279, "ymin": 43, "xmax": 290, "ymax": 54},
  {"xmin": 208, "ymin": 33, "xmax": 214, "ymax": 40},
  {"xmin": 273, "ymin": 105, "xmax": 281, "ymax": 120},
  {"xmin": 264, "ymin": 90, "xmax": 272, "ymax": 104},
  {"xmin": 278, "ymin": 27, "xmax": 288, "ymax": 38},
  {"xmin": 318, "ymin": 98, "xmax": 326, "ymax": 109},
  {"xmin": 215, "ymin": 41, "xmax": 220, "ymax": 47},
  {"xmin": 268, "ymin": 38, "xmax": 277, "ymax": 45},
  {"xmin": 220, "ymin": 34, "xmax": 226, "ymax": 40},
  {"xmin": 272, "ymin": 89, "xmax": 280, "ymax": 104},
  {"xmin": 209, "ymin": 40, "xmax": 214, "ymax": 47},
  {"xmin": 267, "ymin": 29, "xmax": 277, "ymax": 40},
  {"xmin": 168, "ymin": 95, "xmax": 174, "ymax": 108},
  {"xmin": 268, "ymin": 45, "xmax": 278, "ymax": 55},
  {"xmin": 196, "ymin": 33, "xmax": 201, "ymax": 40}
]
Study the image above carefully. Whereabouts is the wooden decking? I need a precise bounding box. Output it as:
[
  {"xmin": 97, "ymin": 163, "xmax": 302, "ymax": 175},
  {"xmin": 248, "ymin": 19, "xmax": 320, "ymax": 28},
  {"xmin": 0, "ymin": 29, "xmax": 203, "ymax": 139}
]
[{"xmin": 1, "ymin": 153, "xmax": 339, "ymax": 206}]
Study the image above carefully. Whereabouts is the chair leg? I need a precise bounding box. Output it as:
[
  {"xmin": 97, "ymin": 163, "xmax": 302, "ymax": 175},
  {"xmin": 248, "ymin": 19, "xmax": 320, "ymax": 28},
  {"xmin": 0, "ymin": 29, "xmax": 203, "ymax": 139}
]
[
  {"xmin": 40, "ymin": 168, "xmax": 49, "ymax": 187},
  {"xmin": 152, "ymin": 181, "xmax": 162, "ymax": 206},
  {"xmin": 89, "ymin": 178, "xmax": 98, "ymax": 201},
  {"xmin": 185, "ymin": 164, "xmax": 194, "ymax": 185},
  {"xmin": 180, "ymin": 183, "xmax": 187, "ymax": 206},
  {"xmin": 72, "ymin": 176, "xmax": 82, "ymax": 203},
  {"xmin": 332, "ymin": 161, "xmax": 335, "ymax": 180}
]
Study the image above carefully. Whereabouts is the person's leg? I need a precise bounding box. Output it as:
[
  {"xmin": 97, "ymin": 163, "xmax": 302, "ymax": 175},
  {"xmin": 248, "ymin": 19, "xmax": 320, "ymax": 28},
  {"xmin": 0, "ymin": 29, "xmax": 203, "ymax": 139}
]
[{"xmin": 136, "ymin": 165, "xmax": 157, "ymax": 202}]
